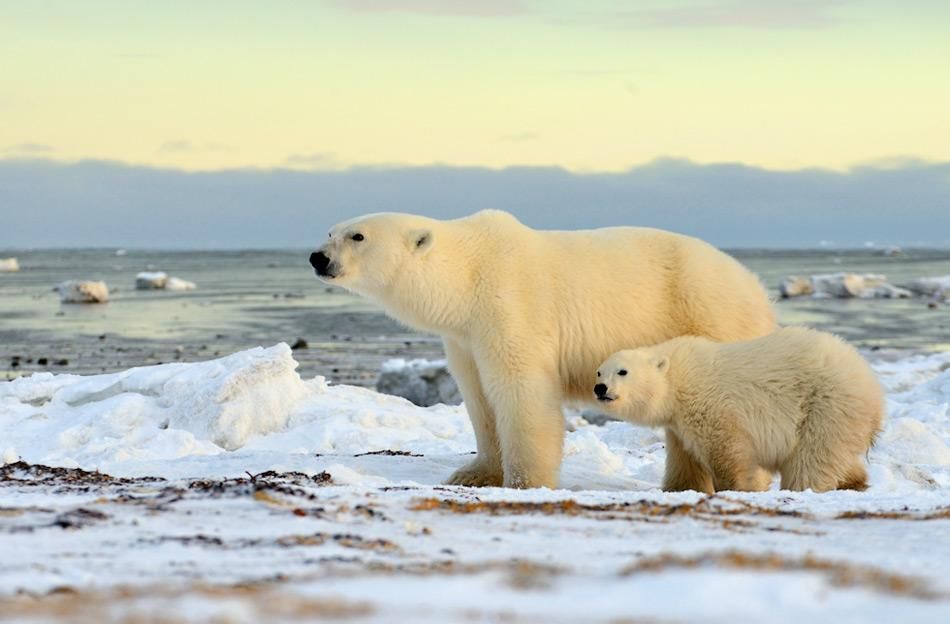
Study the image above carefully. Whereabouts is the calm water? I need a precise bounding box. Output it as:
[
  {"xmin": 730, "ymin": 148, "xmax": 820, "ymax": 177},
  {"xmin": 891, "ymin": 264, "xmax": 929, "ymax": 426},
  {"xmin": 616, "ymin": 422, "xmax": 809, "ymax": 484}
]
[{"xmin": 2, "ymin": 248, "xmax": 949, "ymax": 382}]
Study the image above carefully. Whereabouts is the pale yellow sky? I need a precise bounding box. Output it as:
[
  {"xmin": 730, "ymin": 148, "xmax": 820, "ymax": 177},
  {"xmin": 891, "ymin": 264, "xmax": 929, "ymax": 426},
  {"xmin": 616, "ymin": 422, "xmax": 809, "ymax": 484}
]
[{"xmin": 1, "ymin": 0, "xmax": 949, "ymax": 172}]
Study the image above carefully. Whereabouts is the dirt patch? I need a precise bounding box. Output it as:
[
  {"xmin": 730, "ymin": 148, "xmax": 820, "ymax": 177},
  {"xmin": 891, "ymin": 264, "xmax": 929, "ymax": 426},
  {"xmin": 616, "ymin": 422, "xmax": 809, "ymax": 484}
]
[
  {"xmin": 836, "ymin": 507, "xmax": 950, "ymax": 521},
  {"xmin": 0, "ymin": 583, "xmax": 373, "ymax": 623},
  {"xmin": 621, "ymin": 551, "xmax": 947, "ymax": 601},
  {"xmin": 0, "ymin": 462, "xmax": 164, "ymax": 491}
]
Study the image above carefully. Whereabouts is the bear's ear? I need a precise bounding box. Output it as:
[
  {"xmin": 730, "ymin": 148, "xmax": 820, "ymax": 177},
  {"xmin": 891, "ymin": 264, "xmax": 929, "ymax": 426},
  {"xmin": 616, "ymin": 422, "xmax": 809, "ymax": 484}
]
[
  {"xmin": 655, "ymin": 357, "xmax": 669, "ymax": 374},
  {"xmin": 409, "ymin": 229, "xmax": 434, "ymax": 254}
]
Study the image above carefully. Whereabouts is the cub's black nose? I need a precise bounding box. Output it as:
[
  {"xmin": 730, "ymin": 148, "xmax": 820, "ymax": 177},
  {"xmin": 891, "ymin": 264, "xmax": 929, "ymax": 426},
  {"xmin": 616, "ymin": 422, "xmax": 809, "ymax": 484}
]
[
  {"xmin": 310, "ymin": 251, "xmax": 330, "ymax": 275},
  {"xmin": 594, "ymin": 383, "xmax": 608, "ymax": 397}
]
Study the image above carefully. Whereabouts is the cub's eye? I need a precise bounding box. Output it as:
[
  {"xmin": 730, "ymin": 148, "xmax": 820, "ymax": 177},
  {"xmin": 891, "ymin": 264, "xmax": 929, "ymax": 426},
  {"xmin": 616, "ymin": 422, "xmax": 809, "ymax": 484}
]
[
  {"xmin": 351, "ymin": 233, "xmax": 365, "ymax": 242},
  {"xmin": 618, "ymin": 369, "xmax": 628, "ymax": 376}
]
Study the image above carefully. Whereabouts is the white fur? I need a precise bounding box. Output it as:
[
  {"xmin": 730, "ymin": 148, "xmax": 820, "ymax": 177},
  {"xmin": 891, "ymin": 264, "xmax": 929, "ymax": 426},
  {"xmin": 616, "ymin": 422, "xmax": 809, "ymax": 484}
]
[
  {"xmin": 313, "ymin": 210, "xmax": 775, "ymax": 488},
  {"xmin": 596, "ymin": 327, "xmax": 884, "ymax": 493}
]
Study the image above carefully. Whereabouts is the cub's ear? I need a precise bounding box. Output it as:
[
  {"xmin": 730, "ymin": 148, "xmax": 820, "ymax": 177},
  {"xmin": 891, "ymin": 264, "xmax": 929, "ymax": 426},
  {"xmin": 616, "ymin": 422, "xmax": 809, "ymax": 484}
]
[
  {"xmin": 409, "ymin": 229, "xmax": 434, "ymax": 254},
  {"xmin": 655, "ymin": 357, "xmax": 669, "ymax": 374}
]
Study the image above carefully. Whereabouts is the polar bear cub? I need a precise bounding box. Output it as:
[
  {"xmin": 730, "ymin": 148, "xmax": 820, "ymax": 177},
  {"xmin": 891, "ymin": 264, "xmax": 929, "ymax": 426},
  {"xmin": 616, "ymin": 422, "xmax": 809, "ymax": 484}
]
[{"xmin": 594, "ymin": 327, "xmax": 883, "ymax": 493}]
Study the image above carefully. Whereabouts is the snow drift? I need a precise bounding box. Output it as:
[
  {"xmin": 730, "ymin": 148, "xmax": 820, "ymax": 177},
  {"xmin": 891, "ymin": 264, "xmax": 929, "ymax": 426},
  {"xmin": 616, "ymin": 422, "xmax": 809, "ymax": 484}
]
[{"xmin": 2, "ymin": 343, "xmax": 949, "ymax": 493}]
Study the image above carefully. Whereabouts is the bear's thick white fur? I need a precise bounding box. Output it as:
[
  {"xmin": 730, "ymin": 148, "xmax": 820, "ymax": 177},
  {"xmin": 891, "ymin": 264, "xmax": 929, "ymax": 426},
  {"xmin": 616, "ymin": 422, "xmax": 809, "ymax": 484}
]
[
  {"xmin": 313, "ymin": 210, "xmax": 775, "ymax": 488},
  {"xmin": 595, "ymin": 327, "xmax": 884, "ymax": 493}
]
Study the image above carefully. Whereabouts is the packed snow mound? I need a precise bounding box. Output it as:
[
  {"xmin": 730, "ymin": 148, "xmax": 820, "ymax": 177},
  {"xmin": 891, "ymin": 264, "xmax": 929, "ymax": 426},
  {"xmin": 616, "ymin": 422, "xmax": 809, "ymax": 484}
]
[
  {"xmin": 135, "ymin": 272, "xmax": 197, "ymax": 291},
  {"xmin": 0, "ymin": 257, "xmax": 19, "ymax": 272},
  {"xmin": 377, "ymin": 358, "xmax": 462, "ymax": 406},
  {"xmin": 780, "ymin": 273, "xmax": 912, "ymax": 299},
  {"xmin": 55, "ymin": 280, "xmax": 109, "ymax": 303},
  {"xmin": 2, "ymin": 345, "xmax": 950, "ymax": 492}
]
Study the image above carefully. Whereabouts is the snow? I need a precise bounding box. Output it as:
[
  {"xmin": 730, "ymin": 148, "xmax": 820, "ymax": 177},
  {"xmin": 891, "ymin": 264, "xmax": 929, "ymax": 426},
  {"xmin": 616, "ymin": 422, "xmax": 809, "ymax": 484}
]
[
  {"xmin": 0, "ymin": 257, "xmax": 19, "ymax": 272},
  {"xmin": 54, "ymin": 280, "xmax": 109, "ymax": 303},
  {"xmin": 165, "ymin": 276, "xmax": 197, "ymax": 290},
  {"xmin": 2, "ymin": 344, "xmax": 950, "ymax": 621}
]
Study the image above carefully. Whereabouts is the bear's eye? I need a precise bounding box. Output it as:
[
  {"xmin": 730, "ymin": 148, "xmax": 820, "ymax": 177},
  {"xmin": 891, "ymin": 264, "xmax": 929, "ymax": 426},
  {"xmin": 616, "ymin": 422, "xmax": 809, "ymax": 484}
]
[
  {"xmin": 618, "ymin": 369, "xmax": 628, "ymax": 376},
  {"xmin": 351, "ymin": 233, "xmax": 365, "ymax": 242},
  {"xmin": 596, "ymin": 372, "xmax": 601, "ymax": 377}
]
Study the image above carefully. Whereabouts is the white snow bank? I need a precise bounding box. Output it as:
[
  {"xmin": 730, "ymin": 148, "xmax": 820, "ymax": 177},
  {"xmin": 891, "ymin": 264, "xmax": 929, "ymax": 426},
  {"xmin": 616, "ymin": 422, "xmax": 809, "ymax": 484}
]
[
  {"xmin": 136, "ymin": 272, "xmax": 197, "ymax": 291},
  {"xmin": 1, "ymin": 344, "xmax": 949, "ymax": 492},
  {"xmin": 54, "ymin": 280, "xmax": 109, "ymax": 303},
  {"xmin": 780, "ymin": 273, "xmax": 912, "ymax": 299},
  {"xmin": 0, "ymin": 257, "xmax": 19, "ymax": 272}
]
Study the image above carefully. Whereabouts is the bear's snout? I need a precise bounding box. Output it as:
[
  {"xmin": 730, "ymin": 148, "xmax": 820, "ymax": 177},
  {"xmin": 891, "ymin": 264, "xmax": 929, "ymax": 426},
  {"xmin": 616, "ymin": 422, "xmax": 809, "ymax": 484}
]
[
  {"xmin": 310, "ymin": 251, "xmax": 335, "ymax": 277},
  {"xmin": 594, "ymin": 383, "xmax": 610, "ymax": 400}
]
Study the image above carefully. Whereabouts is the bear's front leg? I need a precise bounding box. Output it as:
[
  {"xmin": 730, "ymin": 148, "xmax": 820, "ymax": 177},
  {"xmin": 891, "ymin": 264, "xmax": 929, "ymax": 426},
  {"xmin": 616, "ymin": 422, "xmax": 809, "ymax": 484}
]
[
  {"xmin": 662, "ymin": 430, "xmax": 714, "ymax": 494},
  {"xmin": 443, "ymin": 338, "xmax": 504, "ymax": 487},
  {"xmin": 483, "ymin": 368, "xmax": 565, "ymax": 489}
]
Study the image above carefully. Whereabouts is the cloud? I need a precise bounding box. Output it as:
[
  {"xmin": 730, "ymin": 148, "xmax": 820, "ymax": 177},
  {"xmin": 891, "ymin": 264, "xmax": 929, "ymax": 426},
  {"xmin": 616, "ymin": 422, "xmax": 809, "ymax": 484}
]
[
  {"xmin": 3, "ymin": 142, "xmax": 54, "ymax": 155},
  {"xmin": 156, "ymin": 140, "xmax": 234, "ymax": 154},
  {"xmin": 2, "ymin": 157, "xmax": 949, "ymax": 249},
  {"xmin": 617, "ymin": 0, "xmax": 849, "ymax": 30},
  {"xmin": 284, "ymin": 152, "xmax": 341, "ymax": 169},
  {"xmin": 324, "ymin": 0, "xmax": 528, "ymax": 18}
]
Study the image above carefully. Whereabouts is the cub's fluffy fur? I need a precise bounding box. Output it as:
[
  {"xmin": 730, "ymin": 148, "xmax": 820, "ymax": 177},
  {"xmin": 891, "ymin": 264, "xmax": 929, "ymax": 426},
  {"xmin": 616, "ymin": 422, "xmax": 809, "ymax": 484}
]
[{"xmin": 596, "ymin": 327, "xmax": 883, "ymax": 493}]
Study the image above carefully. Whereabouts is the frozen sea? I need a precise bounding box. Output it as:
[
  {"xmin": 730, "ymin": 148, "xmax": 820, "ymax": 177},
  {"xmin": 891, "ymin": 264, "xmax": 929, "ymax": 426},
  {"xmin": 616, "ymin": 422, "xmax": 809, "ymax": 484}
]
[{"xmin": 1, "ymin": 247, "xmax": 950, "ymax": 622}]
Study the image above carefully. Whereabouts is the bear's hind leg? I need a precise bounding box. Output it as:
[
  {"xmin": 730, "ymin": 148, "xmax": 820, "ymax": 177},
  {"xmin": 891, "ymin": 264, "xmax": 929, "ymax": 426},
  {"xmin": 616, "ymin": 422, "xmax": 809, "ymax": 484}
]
[
  {"xmin": 662, "ymin": 431, "xmax": 714, "ymax": 494},
  {"xmin": 444, "ymin": 339, "xmax": 504, "ymax": 487}
]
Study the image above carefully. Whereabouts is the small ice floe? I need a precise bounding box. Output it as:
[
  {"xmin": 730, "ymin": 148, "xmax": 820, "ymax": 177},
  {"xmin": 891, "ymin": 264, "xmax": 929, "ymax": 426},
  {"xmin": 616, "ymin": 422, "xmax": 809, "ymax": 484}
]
[
  {"xmin": 115, "ymin": 249, "xmax": 128, "ymax": 257},
  {"xmin": 165, "ymin": 276, "xmax": 197, "ymax": 291},
  {"xmin": 376, "ymin": 358, "xmax": 461, "ymax": 407},
  {"xmin": 135, "ymin": 271, "xmax": 196, "ymax": 291},
  {"xmin": 135, "ymin": 271, "xmax": 168, "ymax": 289},
  {"xmin": 780, "ymin": 273, "xmax": 912, "ymax": 299},
  {"xmin": 0, "ymin": 257, "xmax": 19, "ymax": 272},
  {"xmin": 907, "ymin": 276, "xmax": 950, "ymax": 301},
  {"xmin": 55, "ymin": 280, "xmax": 109, "ymax": 303}
]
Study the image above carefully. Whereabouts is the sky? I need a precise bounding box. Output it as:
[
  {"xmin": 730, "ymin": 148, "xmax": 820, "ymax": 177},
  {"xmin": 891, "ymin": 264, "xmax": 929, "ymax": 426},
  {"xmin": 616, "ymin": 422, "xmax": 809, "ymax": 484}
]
[{"xmin": 1, "ymin": 1, "xmax": 949, "ymax": 247}]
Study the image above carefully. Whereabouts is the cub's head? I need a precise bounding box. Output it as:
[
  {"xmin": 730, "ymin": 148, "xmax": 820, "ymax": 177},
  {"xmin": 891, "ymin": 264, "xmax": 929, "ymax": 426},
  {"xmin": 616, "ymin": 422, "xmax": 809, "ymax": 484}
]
[
  {"xmin": 309, "ymin": 213, "xmax": 435, "ymax": 298},
  {"xmin": 594, "ymin": 349, "xmax": 671, "ymax": 425}
]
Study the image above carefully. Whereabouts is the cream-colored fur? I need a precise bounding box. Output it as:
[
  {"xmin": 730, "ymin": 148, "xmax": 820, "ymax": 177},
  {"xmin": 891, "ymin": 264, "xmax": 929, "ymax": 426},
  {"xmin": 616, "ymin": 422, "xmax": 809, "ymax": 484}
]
[
  {"xmin": 595, "ymin": 327, "xmax": 884, "ymax": 493},
  {"xmin": 312, "ymin": 210, "xmax": 775, "ymax": 488}
]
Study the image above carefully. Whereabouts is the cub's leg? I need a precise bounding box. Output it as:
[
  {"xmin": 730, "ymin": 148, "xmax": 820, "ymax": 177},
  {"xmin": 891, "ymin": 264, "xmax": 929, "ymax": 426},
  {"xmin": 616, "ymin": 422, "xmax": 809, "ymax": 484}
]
[
  {"xmin": 708, "ymin": 433, "xmax": 767, "ymax": 492},
  {"xmin": 443, "ymin": 339, "xmax": 504, "ymax": 487},
  {"xmin": 837, "ymin": 459, "xmax": 869, "ymax": 491},
  {"xmin": 662, "ymin": 430, "xmax": 714, "ymax": 494}
]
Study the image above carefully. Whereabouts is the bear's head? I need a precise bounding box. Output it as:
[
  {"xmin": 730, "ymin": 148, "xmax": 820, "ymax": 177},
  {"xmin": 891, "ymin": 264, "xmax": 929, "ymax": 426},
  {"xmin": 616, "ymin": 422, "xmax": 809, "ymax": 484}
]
[
  {"xmin": 310, "ymin": 212, "xmax": 466, "ymax": 331},
  {"xmin": 594, "ymin": 349, "xmax": 671, "ymax": 425}
]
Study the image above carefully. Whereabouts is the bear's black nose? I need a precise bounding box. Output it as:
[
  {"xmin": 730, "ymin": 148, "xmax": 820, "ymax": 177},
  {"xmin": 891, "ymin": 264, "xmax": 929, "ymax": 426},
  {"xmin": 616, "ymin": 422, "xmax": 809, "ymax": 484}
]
[
  {"xmin": 310, "ymin": 251, "xmax": 331, "ymax": 275},
  {"xmin": 594, "ymin": 383, "xmax": 608, "ymax": 397}
]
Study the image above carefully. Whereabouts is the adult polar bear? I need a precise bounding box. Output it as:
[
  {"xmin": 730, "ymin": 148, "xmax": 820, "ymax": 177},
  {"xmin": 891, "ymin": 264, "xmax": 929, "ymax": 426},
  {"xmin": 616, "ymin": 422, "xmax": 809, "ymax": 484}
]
[{"xmin": 310, "ymin": 210, "xmax": 776, "ymax": 488}]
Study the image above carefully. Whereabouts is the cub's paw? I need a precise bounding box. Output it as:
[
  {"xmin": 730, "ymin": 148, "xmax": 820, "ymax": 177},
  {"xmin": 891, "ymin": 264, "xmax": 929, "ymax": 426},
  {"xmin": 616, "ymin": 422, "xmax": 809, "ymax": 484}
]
[{"xmin": 446, "ymin": 459, "xmax": 503, "ymax": 487}]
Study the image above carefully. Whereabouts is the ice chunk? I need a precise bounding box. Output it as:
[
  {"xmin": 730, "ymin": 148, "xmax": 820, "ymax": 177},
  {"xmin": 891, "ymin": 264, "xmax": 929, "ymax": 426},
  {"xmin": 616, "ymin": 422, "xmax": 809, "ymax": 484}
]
[
  {"xmin": 0, "ymin": 257, "xmax": 19, "ymax": 272},
  {"xmin": 376, "ymin": 358, "xmax": 461, "ymax": 406},
  {"xmin": 165, "ymin": 276, "xmax": 197, "ymax": 291},
  {"xmin": 55, "ymin": 280, "xmax": 109, "ymax": 303},
  {"xmin": 779, "ymin": 276, "xmax": 813, "ymax": 298},
  {"xmin": 907, "ymin": 275, "xmax": 950, "ymax": 300},
  {"xmin": 780, "ymin": 273, "xmax": 911, "ymax": 299},
  {"xmin": 135, "ymin": 271, "xmax": 168, "ymax": 289}
]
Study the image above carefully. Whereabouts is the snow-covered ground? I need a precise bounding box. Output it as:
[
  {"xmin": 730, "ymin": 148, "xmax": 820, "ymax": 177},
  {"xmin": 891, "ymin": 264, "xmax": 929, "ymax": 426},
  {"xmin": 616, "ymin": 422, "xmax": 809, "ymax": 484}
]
[{"xmin": 2, "ymin": 343, "xmax": 950, "ymax": 622}]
